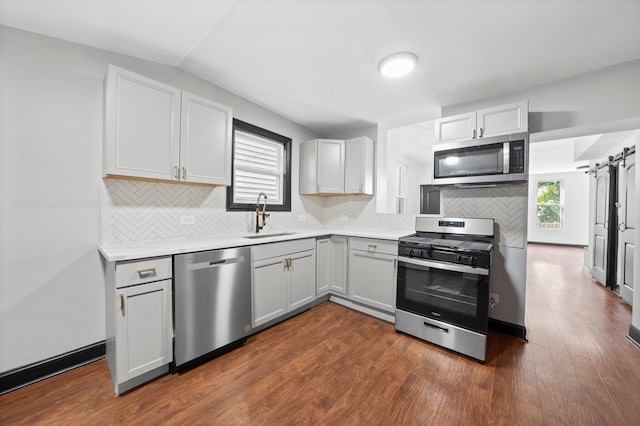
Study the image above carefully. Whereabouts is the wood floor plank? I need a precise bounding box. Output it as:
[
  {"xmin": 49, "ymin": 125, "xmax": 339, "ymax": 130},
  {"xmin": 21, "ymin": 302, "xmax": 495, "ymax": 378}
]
[{"xmin": 1, "ymin": 244, "xmax": 639, "ymax": 425}]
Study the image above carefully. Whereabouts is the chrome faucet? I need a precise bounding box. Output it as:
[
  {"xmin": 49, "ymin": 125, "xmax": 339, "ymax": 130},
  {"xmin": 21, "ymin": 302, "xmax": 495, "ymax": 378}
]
[{"xmin": 255, "ymin": 192, "xmax": 269, "ymax": 233}]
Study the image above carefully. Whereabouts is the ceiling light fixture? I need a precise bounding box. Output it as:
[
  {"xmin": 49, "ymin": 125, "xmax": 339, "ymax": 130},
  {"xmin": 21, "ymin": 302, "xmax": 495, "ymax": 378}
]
[{"xmin": 378, "ymin": 52, "xmax": 418, "ymax": 78}]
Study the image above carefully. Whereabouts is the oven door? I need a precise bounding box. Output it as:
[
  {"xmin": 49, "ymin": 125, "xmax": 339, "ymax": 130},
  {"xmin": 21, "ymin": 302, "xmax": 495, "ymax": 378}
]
[{"xmin": 396, "ymin": 256, "xmax": 490, "ymax": 334}]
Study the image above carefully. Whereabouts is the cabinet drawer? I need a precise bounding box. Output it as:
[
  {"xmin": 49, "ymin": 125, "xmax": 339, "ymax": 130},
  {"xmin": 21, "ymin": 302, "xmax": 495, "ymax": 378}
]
[
  {"xmin": 349, "ymin": 237, "xmax": 397, "ymax": 256},
  {"xmin": 115, "ymin": 257, "xmax": 172, "ymax": 288},
  {"xmin": 252, "ymin": 238, "xmax": 315, "ymax": 262}
]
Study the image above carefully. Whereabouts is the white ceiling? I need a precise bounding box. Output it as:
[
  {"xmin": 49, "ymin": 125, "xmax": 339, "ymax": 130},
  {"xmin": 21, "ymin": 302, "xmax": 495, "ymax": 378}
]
[{"xmin": 1, "ymin": 0, "xmax": 640, "ymax": 135}]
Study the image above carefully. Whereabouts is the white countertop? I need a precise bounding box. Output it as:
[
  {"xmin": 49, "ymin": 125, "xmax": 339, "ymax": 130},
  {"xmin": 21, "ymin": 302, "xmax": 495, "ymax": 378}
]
[{"xmin": 98, "ymin": 228, "xmax": 413, "ymax": 262}]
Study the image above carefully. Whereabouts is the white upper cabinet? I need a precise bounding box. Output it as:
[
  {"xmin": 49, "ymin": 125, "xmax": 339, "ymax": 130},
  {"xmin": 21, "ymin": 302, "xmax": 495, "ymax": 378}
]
[
  {"xmin": 300, "ymin": 137, "xmax": 374, "ymax": 195},
  {"xmin": 477, "ymin": 101, "xmax": 528, "ymax": 139},
  {"xmin": 104, "ymin": 65, "xmax": 232, "ymax": 185},
  {"xmin": 180, "ymin": 92, "xmax": 232, "ymax": 185},
  {"xmin": 299, "ymin": 139, "xmax": 345, "ymax": 194},
  {"xmin": 435, "ymin": 101, "xmax": 528, "ymax": 144},
  {"xmin": 434, "ymin": 112, "xmax": 477, "ymax": 144},
  {"xmin": 104, "ymin": 65, "xmax": 181, "ymax": 181},
  {"xmin": 345, "ymin": 137, "xmax": 374, "ymax": 195}
]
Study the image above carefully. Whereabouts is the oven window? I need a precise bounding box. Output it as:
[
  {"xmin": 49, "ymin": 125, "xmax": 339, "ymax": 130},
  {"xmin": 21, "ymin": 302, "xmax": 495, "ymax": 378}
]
[{"xmin": 403, "ymin": 267, "xmax": 483, "ymax": 317}]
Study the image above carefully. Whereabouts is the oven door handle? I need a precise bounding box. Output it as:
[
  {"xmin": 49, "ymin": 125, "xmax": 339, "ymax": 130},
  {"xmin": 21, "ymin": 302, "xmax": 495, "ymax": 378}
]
[{"xmin": 398, "ymin": 256, "xmax": 489, "ymax": 276}]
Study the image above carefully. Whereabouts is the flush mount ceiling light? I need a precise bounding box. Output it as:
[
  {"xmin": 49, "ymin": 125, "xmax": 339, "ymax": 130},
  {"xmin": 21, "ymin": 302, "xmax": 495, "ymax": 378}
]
[{"xmin": 378, "ymin": 52, "xmax": 418, "ymax": 78}]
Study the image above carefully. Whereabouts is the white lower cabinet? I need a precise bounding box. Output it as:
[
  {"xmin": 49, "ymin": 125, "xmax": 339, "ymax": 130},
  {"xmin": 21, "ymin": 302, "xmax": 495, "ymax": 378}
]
[
  {"xmin": 115, "ymin": 279, "xmax": 172, "ymax": 381},
  {"xmin": 348, "ymin": 238, "xmax": 397, "ymax": 313},
  {"xmin": 252, "ymin": 239, "xmax": 316, "ymax": 327},
  {"xmin": 105, "ymin": 256, "xmax": 173, "ymax": 395},
  {"xmin": 316, "ymin": 236, "xmax": 348, "ymax": 295}
]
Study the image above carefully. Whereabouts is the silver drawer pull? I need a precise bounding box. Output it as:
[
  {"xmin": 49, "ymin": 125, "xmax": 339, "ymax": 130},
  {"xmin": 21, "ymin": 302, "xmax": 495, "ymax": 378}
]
[
  {"xmin": 423, "ymin": 321, "xmax": 449, "ymax": 333},
  {"xmin": 137, "ymin": 267, "xmax": 156, "ymax": 276},
  {"xmin": 368, "ymin": 244, "xmax": 377, "ymax": 249}
]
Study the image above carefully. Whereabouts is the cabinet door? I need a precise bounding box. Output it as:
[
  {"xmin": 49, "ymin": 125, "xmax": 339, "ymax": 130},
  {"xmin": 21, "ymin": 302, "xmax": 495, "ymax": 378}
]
[
  {"xmin": 115, "ymin": 279, "xmax": 172, "ymax": 382},
  {"xmin": 345, "ymin": 137, "xmax": 374, "ymax": 195},
  {"xmin": 288, "ymin": 250, "xmax": 316, "ymax": 311},
  {"xmin": 348, "ymin": 250, "xmax": 397, "ymax": 313},
  {"xmin": 477, "ymin": 101, "xmax": 528, "ymax": 139},
  {"xmin": 252, "ymin": 257, "xmax": 286, "ymax": 327},
  {"xmin": 104, "ymin": 65, "xmax": 181, "ymax": 180},
  {"xmin": 330, "ymin": 236, "xmax": 348, "ymax": 295},
  {"xmin": 317, "ymin": 139, "xmax": 345, "ymax": 193},
  {"xmin": 316, "ymin": 238, "xmax": 331, "ymax": 294},
  {"xmin": 180, "ymin": 92, "xmax": 232, "ymax": 185},
  {"xmin": 434, "ymin": 112, "xmax": 477, "ymax": 144}
]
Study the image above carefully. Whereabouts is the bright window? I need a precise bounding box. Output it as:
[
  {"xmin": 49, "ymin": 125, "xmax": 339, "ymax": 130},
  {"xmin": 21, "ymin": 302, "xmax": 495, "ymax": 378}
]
[
  {"xmin": 227, "ymin": 119, "xmax": 291, "ymax": 211},
  {"xmin": 536, "ymin": 180, "xmax": 562, "ymax": 229},
  {"xmin": 395, "ymin": 162, "xmax": 407, "ymax": 214}
]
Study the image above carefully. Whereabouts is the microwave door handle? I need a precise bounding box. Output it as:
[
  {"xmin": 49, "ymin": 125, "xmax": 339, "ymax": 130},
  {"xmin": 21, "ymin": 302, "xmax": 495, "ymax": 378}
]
[{"xmin": 503, "ymin": 142, "xmax": 510, "ymax": 174}]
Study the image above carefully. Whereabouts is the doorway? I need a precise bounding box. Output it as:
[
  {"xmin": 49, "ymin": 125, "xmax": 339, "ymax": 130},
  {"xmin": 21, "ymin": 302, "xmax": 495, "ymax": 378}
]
[{"xmin": 528, "ymin": 130, "xmax": 638, "ymax": 306}]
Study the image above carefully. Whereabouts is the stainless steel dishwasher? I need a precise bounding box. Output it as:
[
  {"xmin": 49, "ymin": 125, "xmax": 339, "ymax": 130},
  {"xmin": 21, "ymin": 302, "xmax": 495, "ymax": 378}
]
[{"xmin": 173, "ymin": 246, "xmax": 252, "ymax": 370}]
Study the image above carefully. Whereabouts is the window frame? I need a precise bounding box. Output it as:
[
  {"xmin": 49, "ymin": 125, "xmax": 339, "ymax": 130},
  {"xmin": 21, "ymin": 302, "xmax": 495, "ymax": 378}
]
[
  {"xmin": 226, "ymin": 119, "xmax": 292, "ymax": 212},
  {"xmin": 535, "ymin": 179, "xmax": 563, "ymax": 230}
]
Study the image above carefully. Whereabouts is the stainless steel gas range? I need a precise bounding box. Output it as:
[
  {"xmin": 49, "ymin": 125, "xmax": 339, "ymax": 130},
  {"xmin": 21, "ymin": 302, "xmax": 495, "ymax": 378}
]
[{"xmin": 395, "ymin": 217, "xmax": 495, "ymax": 362}]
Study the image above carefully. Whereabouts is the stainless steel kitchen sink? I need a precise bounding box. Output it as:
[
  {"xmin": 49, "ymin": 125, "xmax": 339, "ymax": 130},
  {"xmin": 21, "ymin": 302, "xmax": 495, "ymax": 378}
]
[{"xmin": 243, "ymin": 232, "xmax": 296, "ymax": 239}]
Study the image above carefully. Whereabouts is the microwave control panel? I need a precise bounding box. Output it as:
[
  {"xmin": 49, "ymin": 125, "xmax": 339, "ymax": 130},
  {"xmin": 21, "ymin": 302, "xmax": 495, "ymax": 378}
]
[{"xmin": 510, "ymin": 140, "xmax": 526, "ymax": 173}]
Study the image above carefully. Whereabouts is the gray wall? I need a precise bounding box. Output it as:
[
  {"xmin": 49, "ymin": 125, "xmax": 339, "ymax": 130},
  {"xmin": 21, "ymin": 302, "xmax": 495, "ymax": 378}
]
[
  {"xmin": 443, "ymin": 59, "xmax": 640, "ymax": 135},
  {"xmin": 0, "ymin": 25, "xmax": 322, "ymax": 373}
]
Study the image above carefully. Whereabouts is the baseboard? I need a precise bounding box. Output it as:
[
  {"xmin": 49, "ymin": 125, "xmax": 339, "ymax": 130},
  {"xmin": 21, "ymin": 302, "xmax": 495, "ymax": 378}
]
[
  {"xmin": 0, "ymin": 341, "xmax": 105, "ymax": 396},
  {"xmin": 329, "ymin": 295, "xmax": 395, "ymax": 323},
  {"xmin": 527, "ymin": 242, "xmax": 586, "ymax": 248},
  {"xmin": 628, "ymin": 324, "xmax": 640, "ymax": 348},
  {"xmin": 489, "ymin": 318, "xmax": 528, "ymax": 341}
]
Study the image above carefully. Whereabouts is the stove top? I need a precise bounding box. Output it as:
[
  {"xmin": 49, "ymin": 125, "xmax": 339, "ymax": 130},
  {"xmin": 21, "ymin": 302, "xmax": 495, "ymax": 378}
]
[
  {"xmin": 398, "ymin": 217, "xmax": 495, "ymax": 268},
  {"xmin": 399, "ymin": 236, "xmax": 493, "ymax": 253}
]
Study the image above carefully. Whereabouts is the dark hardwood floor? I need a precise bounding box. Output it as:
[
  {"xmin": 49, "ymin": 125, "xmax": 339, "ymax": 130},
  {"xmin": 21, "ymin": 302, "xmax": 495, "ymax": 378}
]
[{"xmin": 1, "ymin": 244, "xmax": 639, "ymax": 425}]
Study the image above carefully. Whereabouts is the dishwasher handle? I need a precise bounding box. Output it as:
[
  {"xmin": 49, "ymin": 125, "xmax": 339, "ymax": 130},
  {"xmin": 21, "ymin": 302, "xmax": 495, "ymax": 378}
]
[{"xmin": 187, "ymin": 255, "xmax": 246, "ymax": 271}]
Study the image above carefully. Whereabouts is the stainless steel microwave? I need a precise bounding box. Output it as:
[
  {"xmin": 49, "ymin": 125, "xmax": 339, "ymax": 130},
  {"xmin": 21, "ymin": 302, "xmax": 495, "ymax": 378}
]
[{"xmin": 432, "ymin": 132, "xmax": 529, "ymax": 185}]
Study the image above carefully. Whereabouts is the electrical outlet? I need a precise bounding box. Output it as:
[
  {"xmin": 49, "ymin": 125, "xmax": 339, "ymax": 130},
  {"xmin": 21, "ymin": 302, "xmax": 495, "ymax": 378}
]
[
  {"xmin": 490, "ymin": 293, "xmax": 499, "ymax": 305},
  {"xmin": 298, "ymin": 215, "xmax": 306, "ymax": 221},
  {"xmin": 180, "ymin": 215, "xmax": 195, "ymax": 225},
  {"xmin": 340, "ymin": 215, "xmax": 349, "ymax": 221}
]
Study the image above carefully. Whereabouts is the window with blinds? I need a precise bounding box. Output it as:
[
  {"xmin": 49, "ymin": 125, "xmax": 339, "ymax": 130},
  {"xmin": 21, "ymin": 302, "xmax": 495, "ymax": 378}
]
[
  {"xmin": 233, "ymin": 130, "xmax": 283, "ymax": 204},
  {"xmin": 227, "ymin": 119, "xmax": 292, "ymax": 211}
]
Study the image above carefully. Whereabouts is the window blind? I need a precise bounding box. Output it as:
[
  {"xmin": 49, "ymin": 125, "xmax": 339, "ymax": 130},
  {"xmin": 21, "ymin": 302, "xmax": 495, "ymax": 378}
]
[{"xmin": 233, "ymin": 130, "xmax": 283, "ymax": 205}]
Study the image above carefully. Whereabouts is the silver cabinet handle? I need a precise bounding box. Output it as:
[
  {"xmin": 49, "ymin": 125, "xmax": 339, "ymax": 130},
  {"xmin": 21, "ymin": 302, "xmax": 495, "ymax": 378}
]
[
  {"xmin": 479, "ymin": 127, "xmax": 484, "ymax": 138},
  {"xmin": 472, "ymin": 128, "xmax": 476, "ymax": 139},
  {"xmin": 182, "ymin": 167, "xmax": 187, "ymax": 180},
  {"xmin": 174, "ymin": 166, "xmax": 179, "ymax": 179}
]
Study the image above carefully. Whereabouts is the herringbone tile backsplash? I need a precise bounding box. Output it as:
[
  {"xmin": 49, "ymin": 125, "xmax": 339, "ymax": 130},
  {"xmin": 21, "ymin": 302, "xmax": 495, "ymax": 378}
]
[
  {"xmin": 101, "ymin": 179, "xmax": 527, "ymax": 248},
  {"xmin": 441, "ymin": 186, "xmax": 528, "ymax": 248}
]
